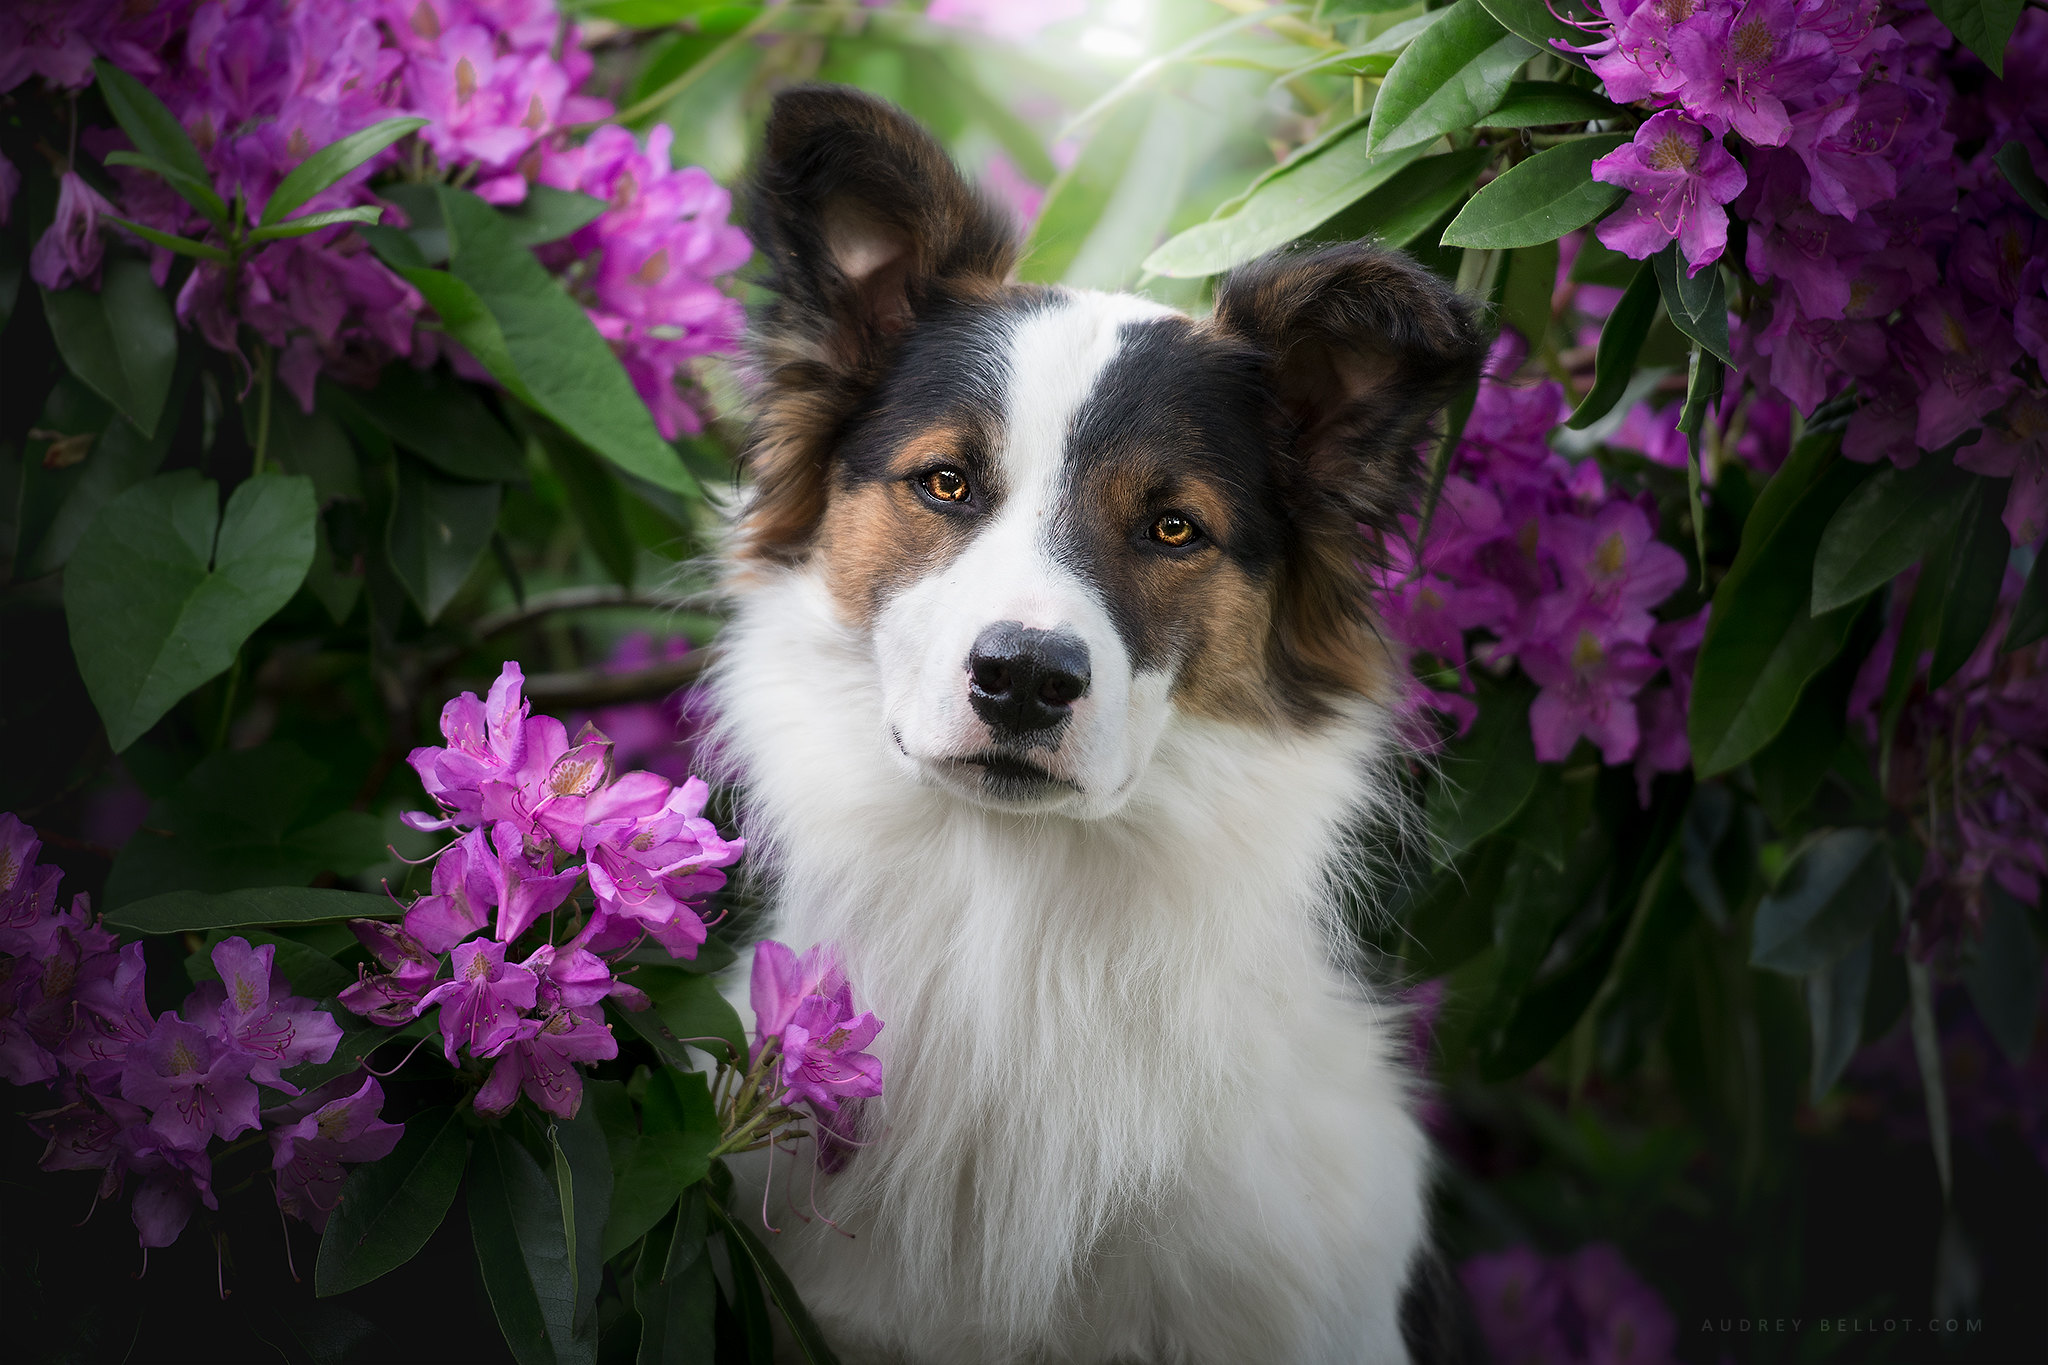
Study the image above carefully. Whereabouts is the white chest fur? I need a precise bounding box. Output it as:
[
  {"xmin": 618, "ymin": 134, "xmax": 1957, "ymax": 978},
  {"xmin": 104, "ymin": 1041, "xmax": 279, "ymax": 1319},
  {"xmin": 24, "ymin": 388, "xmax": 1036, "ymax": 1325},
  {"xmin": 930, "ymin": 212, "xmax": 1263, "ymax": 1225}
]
[{"xmin": 709, "ymin": 571, "xmax": 1430, "ymax": 1365}]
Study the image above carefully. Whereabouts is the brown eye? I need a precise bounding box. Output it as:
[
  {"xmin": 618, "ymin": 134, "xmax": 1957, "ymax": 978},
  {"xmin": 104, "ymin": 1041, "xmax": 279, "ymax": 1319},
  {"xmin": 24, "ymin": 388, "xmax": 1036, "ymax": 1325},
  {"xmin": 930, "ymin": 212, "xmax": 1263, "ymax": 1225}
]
[
  {"xmin": 1151, "ymin": 513, "xmax": 1200, "ymax": 548},
  {"xmin": 922, "ymin": 468, "xmax": 970, "ymax": 503}
]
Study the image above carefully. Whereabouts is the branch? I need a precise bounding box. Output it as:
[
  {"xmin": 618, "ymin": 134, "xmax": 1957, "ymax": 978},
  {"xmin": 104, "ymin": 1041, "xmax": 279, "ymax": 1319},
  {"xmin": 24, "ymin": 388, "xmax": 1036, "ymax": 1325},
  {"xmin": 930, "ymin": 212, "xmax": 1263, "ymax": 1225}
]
[
  {"xmin": 517, "ymin": 649, "xmax": 718, "ymax": 708},
  {"xmin": 470, "ymin": 584, "xmax": 722, "ymax": 641}
]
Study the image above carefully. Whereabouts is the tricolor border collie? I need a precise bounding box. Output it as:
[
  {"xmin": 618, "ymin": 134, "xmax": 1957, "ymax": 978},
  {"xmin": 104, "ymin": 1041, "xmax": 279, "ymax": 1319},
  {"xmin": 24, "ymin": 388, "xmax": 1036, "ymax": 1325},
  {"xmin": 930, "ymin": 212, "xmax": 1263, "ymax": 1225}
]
[{"xmin": 708, "ymin": 87, "xmax": 1487, "ymax": 1364}]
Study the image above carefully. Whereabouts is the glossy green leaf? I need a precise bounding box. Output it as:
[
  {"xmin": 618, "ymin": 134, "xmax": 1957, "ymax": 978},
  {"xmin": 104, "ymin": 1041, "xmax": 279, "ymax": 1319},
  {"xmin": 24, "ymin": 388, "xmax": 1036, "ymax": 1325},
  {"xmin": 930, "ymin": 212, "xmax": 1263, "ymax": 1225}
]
[
  {"xmin": 100, "ymin": 149, "xmax": 229, "ymax": 226},
  {"xmin": 1566, "ymin": 259, "xmax": 1657, "ymax": 429},
  {"xmin": 1751, "ymin": 828, "xmax": 1890, "ymax": 975},
  {"xmin": 1927, "ymin": 0, "xmax": 2025, "ymax": 76},
  {"xmin": 1995, "ymin": 141, "xmax": 2048, "ymax": 219},
  {"xmin": 501, "ymin": 186, "xmax": 608, "ymax": 248},
  {"xmin": 1928, "ymin": 477, "xmax": 2011, "ymax": 684},
  {"xmin": 1270, "ymin": 10, "xmax": 1453, "ymax": 82},
  {"xmin": 1142, "ymin": 132, "xmax": 1428, "ymax": 277},
  {"xmin": 109, "ymin": 886, "xmax": 397, "ymax": 933},
  {"xmin": 437, "ymin": 186, "xmax": 697, "ymax": 496},
  {"xmin": 104, "ymin": 214, "xmax": 232, "ymax": 262},
  {"xmin": 633, "ymin": 1189, "xmax": 715, "ymax": 1365},
  {"xmin": 284, "ymin": 1014, "xmax": 433, "ymax": 1095},
  {"xmin": 1749, "ymin": 603, "xmax": 1878, "ymax": 828},
  {"xmin": 261, "ymin": 117, "xmax": 427, "ymax": 226},
  {"xmin": 315, "ymin": 1105, "xmax": 469, "ymax": 1295},
  {"xmin": 1318, "ymin": 147, "xmax": 1492, "ymax": 251},
  {"xmin": 345, "ymin": 364, "xmax": 527, "ymax": 482},
  {"xmin": 1962, "ymin": 884, "xmax": 2042, "ymax": 1064},
  {"xmin": 534, "ymin": 420, "xmax": 636, "ymax": 588},
  {"xmin": 1440, "ymin": 134, "xmax": 1627, "ymax": 248},
  {"xmin": 709, "ymin": 1195, "xmax": 843, "ymax": 1365},
  {"xmin": 1428, "ymin": 679, "xmax": 1539, "ymax": 860},
  {"xmin": 92, "ymin": 60, "xmax": 221, "ymax": 218},
  {"xmin": 1475, "ymin": 80, "xmax": 1623, "ymax": 128},
  {"xmin": 41, "ymin": 258, "xmax": 178, "ymax": 438},
  {"xmin": 1368, "ymin": 0, "xmax": 1535, "ymax": 155},
  {"xmin": 2005, "ymin": 548, "xmax": 2048, "ymax": 650},
  {"xmin": 1651, "ymin": 246, "xmax": 1732, "ymax": 365},
  {"xmin": 396, "ymin": 265, "xmax": 533, "ymax": 401},
  {"xmin": 1690, "ymin": 435, "xmax": 1873, "ymax": 774},
  {"xmin": 1808, "ymin": 936, "xmax": 1873, "ymax": 1102},
  {"xmin": 20, "ymin": 382, "xmax": 178, "ymax": 578},
  {"xmin": 1474, "ymin": 0, "xmax": 1595, "ymax": 70},
  {"xmin": 470, "ymin": 1128, "xmax": 591, "ymax": 1365},
  {"xmin": 386, "ymin": 455, "xmax": 500, "ymax": 623},
  {"xmin": 248, "ymin": 206, "xmax": 385, "ymax": 243},
  {"xmin": 1497, "ymin": 238, "xmax": 1559, "ymax": 349},
  {"xmin": 64, "ymin": 470, "xmax": 315, "ymax": 751},
  {"xmin": 550, "ymin": 1107, "xmax": 613, "ymax": 1339},
  {"xmin": 637, "ymin": 967, "xmax": 750, "ymax": 1067},
  {"xmin": 1811, "ymin": 455, "xmax": 1974, "ymax": 614},
  {"xmin": 603, "ymin": 1070, "xmax": 718, "ymax": 1260},
  {"xmin": 1023, "ymin": 99, "xmax": 1149, "ymax": 285}
]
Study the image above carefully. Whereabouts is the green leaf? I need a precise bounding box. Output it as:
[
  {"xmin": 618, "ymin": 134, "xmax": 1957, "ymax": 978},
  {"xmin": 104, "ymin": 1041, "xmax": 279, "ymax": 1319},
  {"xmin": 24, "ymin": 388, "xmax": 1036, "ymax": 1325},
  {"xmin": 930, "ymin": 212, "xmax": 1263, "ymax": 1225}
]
[
  {"xmin": 386, "ymin": 455, "xmax": 500, "ymax": 623},
  {"xmin": 101, "ymin": 149, "xmax": 229, "ymax": 227},
  {"xmin": 470, "ymin": 1128, "xmax": 591, "ymax": 1365},
  {"xmin": 1474, "ymin": 80, "xmax": 1623, "ymax": 128},
  {"xmin": 1566, "ymin": 258, "xmax": 1657, "ymax": 429},
  {"xmin": 1751, "ymin": 828, "xmax": 1890, "ymax": 975},
  {"xmin": 41, "ymin": 258, "xmax": 178, "ymax": 437},
  {"xmin": 1689, "ymin": 436, "xmax": 1873, "ymax": 774},
  {"xmin": 1808, "ymin": 936, "xmax": 1873, "ymax": 1102},
  {"xmin": 102, "ymin": 214, "xmax": 233, "ymax": 262},
  {"xmin": 20, "ymin": 380, "xmax": 178, "ymax": 578},
  {"xmin": 437, "ymin": 186, "xmax": 697, "ymax": 497},
  {"xmin": 315, "ymin": 1105, "xmax": 468, "ymax": 1295},
  {"xmin": 63, "ymin": 470, "xmax": 315, "ymax": 751},
  {"xmin": 1268, "ymin": 10, "xmax": 1455, "ymax": 82},
  {"xmin": 109, "ymin": 886, "xmax": 397, "ymax": 934},
  {"xmin": 261, "ymin": 117, "xmax": 427, "ymax": 227},
  {"xmin": 1811, "ymin": 454, "xmax": 1974, "ymax": 614},
  {"xmin": 340, "ymin": 364, "xmax": 527, "ymax": 482},
  {"xmin": 633, "ymin": 1189, "xmax": 716, "ymax": 1365},
  {"xmin": 708, "ymin": 1195, "xmax": 843, "ymax": 1365},
  {"xmin": 2005, "ymin": 548, "xmax": 2048, "ymax": 651},
  {"xmin": 1368, "ymin": 0, "xmax": 1535, "ymax": 155},
  {"xmin": 248, "ymin": 206, "xmax": 385, "ymax": 243},
  {"xmin": 603, "ymin": 1070, "xmax": 718, "ymax": 1261},
  {"xmin": 533, "ymin": 420, "xmax": 637, "ymax": 588},
  {"xmin": 1440, "ymin": 134, "xmax": 1627, "ymax": 249},
  {"xmin": 1314, "ymin": 146, "xmax": 1493, "ymax": 251},
  {"xmin": 1750, "ymin": 602, "xmax": 1879, "ymax": 828},
  {"xmin": 284, "ymin": 1014, "xmax": 433, "ymax": 1095},
  {"xmin": 1497, "ymin": 238, "xmax": 1559, "ymax": 349},
  {"xmin": 637, "ymin": 968, "xmax": 749, "ymax": 1067},
  {"xmin": 92, "ymin": 60, "xmax": 219, "ymax": 215},
  {"xmin": 1651, "ymin": 246, "xmax": 1731, "ymax": 365},
  {"xmin": 1926, "ymin": 0, "xmax": 2025, "ymax": 76},
  {"xmin": 1427, "ymin": 679, "xmax": 1539, "ymax": 859},
  {"xmin": 550, "ymin": 1106, "xmax": 614, "ymax": 1340},
  {"xmin": 1962, "ymin": 883, "xmax": 2042, "ymax": 1064},
  {"xmin": 1996, "ymin": 141, "xmax": 2048, "ymax": 219},
  {"xmin": 1474, "ymin": 0, "xmax": 1595, "ymax": 70},
  {"xmin": 1929, "ymin": 478, "xmax": 2012, "ymax": 685},
  {"xmin": 501, "ymin": 185, "xmax": 610, "ymax": 248},
  {"xmin": 1142, "ymin": 131, "xmax": 1428, "ymax": 277}
]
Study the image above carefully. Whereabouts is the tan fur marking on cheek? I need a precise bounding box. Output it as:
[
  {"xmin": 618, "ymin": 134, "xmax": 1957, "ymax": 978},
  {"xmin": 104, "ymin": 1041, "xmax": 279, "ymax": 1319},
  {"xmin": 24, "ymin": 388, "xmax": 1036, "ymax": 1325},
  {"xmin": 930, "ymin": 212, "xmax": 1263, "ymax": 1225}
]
[
  {"xmin": 816, "ymin": 483, "xmax": 971, "ymax": 627},
  {"xmin": 1168, "ymin": 563, "xmax": 1279, "ymax": 724}
]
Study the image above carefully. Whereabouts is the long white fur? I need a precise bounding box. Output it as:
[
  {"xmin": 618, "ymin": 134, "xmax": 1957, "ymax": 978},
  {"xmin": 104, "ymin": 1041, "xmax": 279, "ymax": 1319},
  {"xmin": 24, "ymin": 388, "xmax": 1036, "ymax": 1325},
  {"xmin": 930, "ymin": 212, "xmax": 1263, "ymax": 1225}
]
[{"xmin": 711, "ymin": 293, "xmax": 1430, "ymax": 1364}]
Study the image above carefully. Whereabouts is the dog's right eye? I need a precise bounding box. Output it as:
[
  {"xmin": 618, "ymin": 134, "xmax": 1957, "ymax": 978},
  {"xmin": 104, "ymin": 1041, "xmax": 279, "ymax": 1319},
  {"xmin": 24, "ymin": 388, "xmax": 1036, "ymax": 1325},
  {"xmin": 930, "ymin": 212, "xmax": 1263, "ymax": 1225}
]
[{"xmin": 919, "ymin": 468, "xmax": 971, "ymax": 504}]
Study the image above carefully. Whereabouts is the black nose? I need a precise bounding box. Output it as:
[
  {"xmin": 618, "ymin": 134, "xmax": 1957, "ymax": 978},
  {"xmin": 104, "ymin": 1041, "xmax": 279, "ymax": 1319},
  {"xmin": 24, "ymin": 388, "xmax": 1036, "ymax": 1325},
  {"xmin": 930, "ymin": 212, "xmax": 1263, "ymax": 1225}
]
[{"xmin": 966, "ymin": 622, "xmax": 1090, "ymax": 737}]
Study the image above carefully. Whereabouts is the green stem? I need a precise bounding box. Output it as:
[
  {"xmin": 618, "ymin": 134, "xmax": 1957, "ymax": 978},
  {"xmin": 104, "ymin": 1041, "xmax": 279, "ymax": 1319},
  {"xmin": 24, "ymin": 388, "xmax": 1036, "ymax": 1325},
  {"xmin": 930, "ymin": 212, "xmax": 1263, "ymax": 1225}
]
[
  {"xmin": 252, "ymin": 343, "xmax": 273, "ymax": 478},
  {"xmin": 593, "ymin": 7, "xmax": 777, "ymax": 128}
]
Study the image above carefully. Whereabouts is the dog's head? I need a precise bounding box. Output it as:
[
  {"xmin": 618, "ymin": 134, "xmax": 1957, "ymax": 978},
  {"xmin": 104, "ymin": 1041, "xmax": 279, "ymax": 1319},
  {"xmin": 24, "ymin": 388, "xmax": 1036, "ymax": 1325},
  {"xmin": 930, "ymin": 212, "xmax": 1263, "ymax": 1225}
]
[{"xmin": 735, "ymin": 87, "xmax": 1486, "ymax": 819}]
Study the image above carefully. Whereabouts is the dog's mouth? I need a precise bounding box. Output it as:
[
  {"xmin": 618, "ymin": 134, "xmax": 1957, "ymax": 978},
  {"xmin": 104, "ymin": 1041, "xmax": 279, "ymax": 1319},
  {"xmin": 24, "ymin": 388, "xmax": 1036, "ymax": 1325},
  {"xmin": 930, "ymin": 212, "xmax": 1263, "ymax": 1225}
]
[{"xmin": 893, "ymin": 729, "xmax": 1078, "ymax": 803}]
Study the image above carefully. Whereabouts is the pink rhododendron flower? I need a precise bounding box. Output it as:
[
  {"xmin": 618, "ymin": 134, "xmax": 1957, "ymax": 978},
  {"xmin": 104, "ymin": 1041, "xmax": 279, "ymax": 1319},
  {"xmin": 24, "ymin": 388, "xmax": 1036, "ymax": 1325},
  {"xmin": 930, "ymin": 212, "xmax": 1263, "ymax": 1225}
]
[
  {"xmin": 418, "ymin": 938, "xmax": 539, "ymax": 1064},
  {"xmin": 268, "ymin": 1074, "xmax": 404, "ymax": 1230},
  {"xmin": 120, "ymin": 1014, "xmax": 264, "ymax": 1152},
  {"xmin": 475, "ymin": 1004, "xmax": 617, "ymax": 1118},
  {"xmin": 751, "ymin": 940, "xmax": 850, "ymax": 1044},
  {"xmin": 777, "ymin": 988, "xmax": 885, "ymax": 1113},
  {"xmin": 1593, "ymin": 111, "xmax": 1748, "ymax": 274},
  {"xmin": 29, "ymin": 171, "xmax": 115, "ymax": 291}
]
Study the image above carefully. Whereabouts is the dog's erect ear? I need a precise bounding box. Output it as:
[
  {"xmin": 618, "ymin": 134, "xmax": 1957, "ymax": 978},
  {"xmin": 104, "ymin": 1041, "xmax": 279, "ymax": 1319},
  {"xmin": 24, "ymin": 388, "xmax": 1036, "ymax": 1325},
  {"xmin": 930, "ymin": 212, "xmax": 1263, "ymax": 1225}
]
[
  {"xmin": 1210, "ymin": 243, "xmax": 1487, "ymax": 713},
  {"xmin": 1210, "ymin": 242, "xmax": 1487, "ymax": 538},
  {"xmin": 736, "ymin": 86, "xmax": 1016, "ymax": 564},
  {"xmin": 749, "ymin": 84, "xmax": 1017, "ymax": 359}
]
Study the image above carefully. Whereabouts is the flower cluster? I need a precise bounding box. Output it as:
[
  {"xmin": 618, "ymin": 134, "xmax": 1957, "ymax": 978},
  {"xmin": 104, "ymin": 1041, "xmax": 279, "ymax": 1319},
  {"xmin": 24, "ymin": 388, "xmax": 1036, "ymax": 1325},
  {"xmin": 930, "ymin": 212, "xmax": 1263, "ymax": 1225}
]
[
  {"xmin": 341, "ymin": 661, "xmax": 744, "ymax": 1120},
  {"xmin": 1847, "ymin": 567, "xmax": 2048, "ymax": 944},
  {"xmin": 1460, "ymin": 1242, "xmax": 1680, "ymax": 1365},
  {"xmin": 0, "ymin": 814, "xmax": 397, "ymax": 1247},
  {"xmin": 5, "ymin": 0, "xmax": 746, "ymax": 430},
  {"xmin": 1378, "ymin": 337, "xmax": 1703, "ymax": 792},
  {"xmin": 711, "ymin": 941, "xmax": 884, "ymax": 1176}
]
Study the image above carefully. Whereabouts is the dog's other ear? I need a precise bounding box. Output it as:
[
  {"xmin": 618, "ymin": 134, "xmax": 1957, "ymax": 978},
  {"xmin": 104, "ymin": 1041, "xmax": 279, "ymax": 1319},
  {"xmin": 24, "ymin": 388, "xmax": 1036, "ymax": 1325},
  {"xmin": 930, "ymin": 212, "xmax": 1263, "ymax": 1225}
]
[
  {"xmin": 749, "ymin": 83, "xmax": 1016, "ymax": 361},
  {"xmin": 1210, "ymin": 243, "xmax": 1488, "ymax": 713},
  {"xmin": 737, "ymin": 85, "xmax": 1016, "ymax": 562},
  {"xmin": 1210, "ymin": 241, "xmax": 1487, "ymax": 540}
]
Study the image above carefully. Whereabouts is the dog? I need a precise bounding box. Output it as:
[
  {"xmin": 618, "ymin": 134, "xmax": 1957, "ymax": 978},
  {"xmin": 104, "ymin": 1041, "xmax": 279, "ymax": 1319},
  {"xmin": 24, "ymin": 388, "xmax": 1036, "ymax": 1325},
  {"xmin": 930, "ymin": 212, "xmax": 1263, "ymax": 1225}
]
[{"xmin": 706, "ymin": 86, "xmax": 1488, "ymax": 1365}]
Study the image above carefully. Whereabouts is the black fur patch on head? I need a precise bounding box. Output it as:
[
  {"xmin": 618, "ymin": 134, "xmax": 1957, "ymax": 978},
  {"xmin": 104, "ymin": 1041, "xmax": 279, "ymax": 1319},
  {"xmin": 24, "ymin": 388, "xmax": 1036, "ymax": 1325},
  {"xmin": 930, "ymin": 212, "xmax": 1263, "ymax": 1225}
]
[{"xmin": 737, "ymin": 85, "xmax": 1020, "ymax": 564}]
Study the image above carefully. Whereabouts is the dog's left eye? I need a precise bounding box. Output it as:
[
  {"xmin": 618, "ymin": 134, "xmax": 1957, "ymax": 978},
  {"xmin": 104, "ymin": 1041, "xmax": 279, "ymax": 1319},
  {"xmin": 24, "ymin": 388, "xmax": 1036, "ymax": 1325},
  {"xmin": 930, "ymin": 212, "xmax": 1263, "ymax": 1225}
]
[
  {"xmin": 1150, "ymin": 513, "xmax": 1202, "ymax": 548},
  {"xmin": 920, "ymin": 467, "xmax": 971, "ymax": 504}
]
